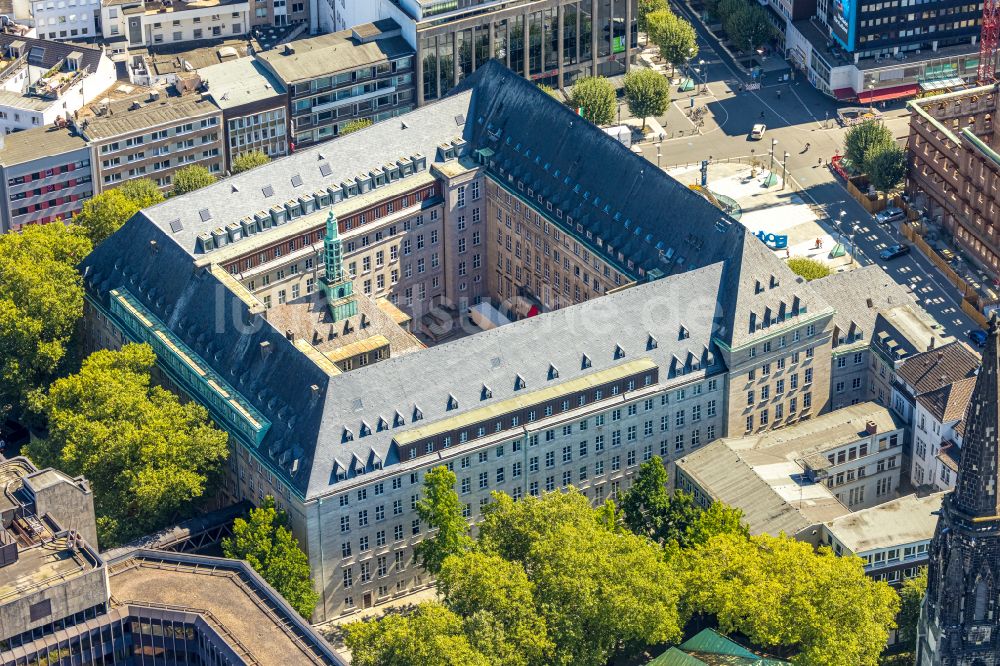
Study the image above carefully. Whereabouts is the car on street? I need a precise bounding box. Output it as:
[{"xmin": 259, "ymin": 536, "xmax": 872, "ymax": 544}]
[
  {"xmin": 879, "ymin": 244, "xmax": 911, "ymax": 261},
  {"xmin": 875, "ymin": 207, "xmax": 906, "ymax": 225},
  {"xmin": 749, "ymin": 123, "xmax": 766, "ymax": 140},
  {"xmin": 969, "ymin": 328, "xmax": 988, "ymax": 348}
]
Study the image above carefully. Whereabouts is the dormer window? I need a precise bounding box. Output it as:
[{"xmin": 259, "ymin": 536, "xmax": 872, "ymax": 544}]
[
  {"xmin": 413, "ymin": 406, "xmax": 423, "ymax": 421},
  {"xmin": 581, "ymin": 354, "xmax": 592, "ymax": 369},
  {"xmin": 548, "ymin": 365, "xmax": 559, "ymax": 380},
  {"xmin": 648, "ymin": 335, "xmax": 659, "ymax": 350},
  {"xmin": 359, "ymin": 421, "xmax": 371, "ymax": 437},
  {"xmin": 447, "ymin": 394, "xmax": 458, "ymax": 411},
  {"xmin": 342, "ymin": 428, "xmax": 354, "ymax": 442},
  {"xmin": 614, "ymin": 345, "xmax": 625, "ymax": 360},
  {"xmin": 514, "ymin": 375, "xmax": 526, "ymax": 391},
  {"xmin": 481, "ymin": 385, "xmax": 492, "ymax": 400}
]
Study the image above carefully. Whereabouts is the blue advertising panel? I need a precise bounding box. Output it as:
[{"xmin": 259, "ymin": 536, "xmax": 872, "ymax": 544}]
[{"xmin": 830, "ymin": 0, "xmax": 856, "ymax": 51}]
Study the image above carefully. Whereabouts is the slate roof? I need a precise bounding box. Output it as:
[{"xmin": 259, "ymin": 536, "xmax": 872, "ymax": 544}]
[
  {"xmin": 896, "ymin": 341, "xmax": 980, "ymax": 396},
  {"xmin": 81, "ymin": 61, "xmax": 829, "ymax": 500},
  {"xmin": 0, "ymin": 33, "xmax": 104, "ymax": 73}
]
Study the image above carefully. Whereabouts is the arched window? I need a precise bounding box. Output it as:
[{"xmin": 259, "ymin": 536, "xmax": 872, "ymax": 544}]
[{"xmin": 973, "ymin": 579, "xmax": 989, "ymax": 622}]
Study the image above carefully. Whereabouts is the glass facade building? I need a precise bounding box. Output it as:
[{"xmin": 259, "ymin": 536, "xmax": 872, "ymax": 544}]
[{"xmin": 416, "ymin": 0, "xmax": 637, "ymax": 105}]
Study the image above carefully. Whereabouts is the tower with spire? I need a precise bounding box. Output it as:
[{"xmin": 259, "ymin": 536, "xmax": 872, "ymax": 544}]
[
  {"xmin": 320, "ymin": 210, "xmax": 357, "ymax": 322},
  {"xmin": 917, "ymin": 314, "xmax": 1000, "ymax": 665}
]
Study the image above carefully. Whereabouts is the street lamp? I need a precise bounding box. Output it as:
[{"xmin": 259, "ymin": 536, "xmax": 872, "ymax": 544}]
[
  {"xmin": 838, "ymin": 210, "xmax": 847, "ymax": 245},
  {"xmin": 656, "ymin": 148, "xmax": 662, "ymax": 168},
  {"xmin": 781, "ymin": 151, "xmax": 789, "ymax": 190},
  {"xmin": 617, "ymin": 101, "xmax": 622, "ymax": 126},
  {"xmin": 769, "ymin": 138, "xmax": 777, "ymax": 174},
  {"xmin": 750, "ymin": 148, "xmax": 757, "ymax": 176}
]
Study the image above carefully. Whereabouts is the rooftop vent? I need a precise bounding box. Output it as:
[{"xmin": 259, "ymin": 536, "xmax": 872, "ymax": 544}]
[{"xmin": 865, "ymin": 420, "xmax": 878, "ymax": 435}]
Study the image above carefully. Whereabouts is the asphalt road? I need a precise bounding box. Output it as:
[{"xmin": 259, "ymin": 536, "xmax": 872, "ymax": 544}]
[{"xmin": 627, "ymin": 9, "xmax": 977, "ymax": 343}]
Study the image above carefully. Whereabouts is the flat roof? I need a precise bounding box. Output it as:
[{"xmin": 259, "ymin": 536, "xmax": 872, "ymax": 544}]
[
  {"xmin": 0, "ymin": 538, "xmax": 99, "ymax": 605},
  {"xmin": 0, "ymin": 125, "xmax": 88, "ymax": 166},
  {"xmin": 108, "ymin": 551, "xmax": 341, "ymax": 665},
  {"xmin": 199, "ymin": 57, "xmax": 286, "ymax": 109},
  {"xmin": 257, "ymin": 22, "xmax": 412, "ymax": 83},
  {"xmin": 139, "ymin": 38, "xmax": 249, "ymax": 76},
  {"xmin": 0, "ymin": 90, "xmax": 52, "ymax": 112},
  {"xmin": 722, "ymin": 402, "xmax": 903, "ymax": 464},
  {"xmin": 79, "ymin": 94, "xmax": 218, "ymax": 141},
  {"xmin": 825, "ymin": 492, "xmax": 945, "ymax": 553}
]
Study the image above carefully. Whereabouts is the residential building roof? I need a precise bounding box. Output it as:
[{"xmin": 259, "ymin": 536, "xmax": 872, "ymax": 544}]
[
  {"xmin": 896, "ymin": 341, "xmax": 980, "ymax": 396},
  {"xmin": 256, "ymin": 20, "xmax": 412, "ymax": 84},
  {"xmin": 199, "ymin": 57, "xmax": 286, "ymax": 110},
  {"xmin": 824, "ymin": 492, "xmax": 945, "ymax": 554},
  {"xmin": 916, "ymin": 375, "xmax": 977, "ymax": 424},
  {"xmin": 0, "ymin": 90, "xmax": 53, "ymax": 112},
  {"xmin": 139, "ymin": 39, "xmax": 249, "ymax": 77},
  {"xmin": 677, "ymin": 439, "xmax": 849, "ymax": 538},
  {"xmin": 0, "ymin": 33, "xmax": 104, "ymax": 73},
  {"xmin": 77, "ymin": 94, "xmax": 219, "ymax": 140},
  {"xmin": 721, "ymin": 402, "xmax": 903, "ymax": 463},
  {"xmin": 0, "ymin": 125, "xmax": 87, "ymax": 165}
]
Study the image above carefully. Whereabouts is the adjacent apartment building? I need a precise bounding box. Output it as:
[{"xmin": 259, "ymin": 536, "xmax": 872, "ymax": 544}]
[
  {"xmin": 74, "ymin": 89, "xmax": 224, "ymax": 192},
  {"xmin": 32, "ymin": 0, "xmax": 101, "ymax": 40},
  {"xmin": 907, "ymin": 83, "xmax": 1000, "ymax": 280},
  {"xmin": 79, "ymin": 61, "xmax": 950, "ymax": 622},
  {"xmin": 0, "ymin": 124, "xmax": 92, "ymax": 232},
  {"xmin": 101, "ymin": 0, "xmax": 251, "ymax": 48},
  {"xmin": 256, "ymin": 19, "xmax": 415, "ymax": 148},
  {"xmin": 328, "ymin": 0, "xmax": 639, "ymax": 102},
  {"xmin": 199, "ymin": 57, "xmax": 289, "ymax": 169},
  {"xmin": 0, "ymin": 35, "xmax": 116, "ymax": 134}
]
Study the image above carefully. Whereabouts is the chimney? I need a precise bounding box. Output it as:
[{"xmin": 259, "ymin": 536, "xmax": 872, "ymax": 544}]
[
  {"xmin": 285, "ymin": 328, "xmax": 294, "ymax": 341},
  {"xmin": 259, "ymin": 340, "xmax": 271, "ymax": 359},
  {"xmin": 865, "ymin": 420, "xmax": 878, "ymax": 435}
]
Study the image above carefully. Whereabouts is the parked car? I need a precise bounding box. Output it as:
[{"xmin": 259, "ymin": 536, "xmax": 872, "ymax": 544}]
[
  {"xmin": 939, "ymin": 247, "xmax": 957, "ymax": 263},
  {"xmin": 875, "ymin": 207, "xmax": 906, "ymax": 225},
  {"xmin": 879, "ymin": 244, "xmax": 911, "ymax": 261},
  {"xmin": 749, "ymin": 123, "xmax": 766, "ymax": 140},
  {"xmin": 969, "ymin": 328, "xmax": 988, "ymax": 348}
]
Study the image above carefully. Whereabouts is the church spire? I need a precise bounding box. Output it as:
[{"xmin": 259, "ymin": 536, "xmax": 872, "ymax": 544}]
[
  {"xmin": 320, "ymin": 209, "xmax": 357, "ymax": 322},
  {"xmin": 952, "ymin": 313, "xmax": 1000, "ymax": 519}
]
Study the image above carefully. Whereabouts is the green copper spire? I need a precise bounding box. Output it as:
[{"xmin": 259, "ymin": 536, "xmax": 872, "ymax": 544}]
[{"xmin": 320, "ymin": 209, "xmax": 357, "ymax": 322}]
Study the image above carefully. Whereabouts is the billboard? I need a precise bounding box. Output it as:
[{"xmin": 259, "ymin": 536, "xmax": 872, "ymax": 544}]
[{"xmin": 830, "ymin": 0, "xmax": 856, "ymax": 51}]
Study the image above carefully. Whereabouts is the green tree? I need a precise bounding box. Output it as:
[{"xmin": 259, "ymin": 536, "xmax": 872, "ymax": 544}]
[
  {"xmin": 172, "ymin": 165, "xmax": 217, "ymax": 196},
  {"xmin": 73, "ymin": 190, "xmax": 140, "ymax": 245},
  {"xmin": 897, "ymin": 568, "xmax": 927, "ymax": 653},
  {"xmin": 478, "ymin": 490, "xmax": 684, "ymax": 664},
  {"xmin": 231, "ymin": 150, "xmax": 271, "ymax": 174},
  {"xmin": 638, "ymin": 0, "xmax": 668, "ymax": 35},
  {"xmin": 786, "ymin": 256, "xmax": 832, "ymax": 281},
  {"xmin": 679, "ymin": 532, "xmax": 900, "ymax": 665},
  {"xmin": 117, "ymin": 177, "xmax": 165, "ymax": 209},
  {"xmin": 647, "ymin": 10, "xmax": 699, "ymax": 71},
  {"xmin": 723, "ymin": 3, "xmax": 774, "ymax": 53},
  {"xmin": 438, "ymin": 551, "xmax": 553, "ymax": 666},
  {"xmin": 415, "ymin": 466, "xmax": 471, "ymax": 574},
  {"xmin": 865, "ymin": 143, "xmax": 907, "ymax": 194},
  {"xmin": 569, "ymin": 76, "xmax": 617, "ymax": 126},
  {"xmin": 345, "ymin": 603, "xmax": 492, "ymax": 666},
  {"xmin": 620, "ymin": 456, "xmax": 671, "ymax": 540},
  {"xmin": 624, "ymin": 68, "xmax": 670, "ymax": 130},
  {"xmin": 683, "ymin": 501, "xmax": 748, "ymax": 548},
  {"xmin": 26, "ymin": 343, "xmax": 229, "ymax": 546},
  {"xmin": 537, "ymin": 83, "xmax": 561, "ymax": 100},
  {"xmin": 341, "ymin": 118, "xmax": 373, "ymax": 136},
  {"xmin": 0, "ymin": 223, "xmax": 91, "ymax": 419},
  {"xmin": 844, "ymin": 119, "xmax": 894, "ymax": 172},
  {"xmin": 222, "ymin": 496, "xmax": 319, "ymax": 619}
]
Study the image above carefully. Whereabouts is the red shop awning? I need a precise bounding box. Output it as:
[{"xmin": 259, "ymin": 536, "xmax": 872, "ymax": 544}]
[
  {"xmin": 857, "ymin": 83, "xmax": 919, "ymax": 104},
  {"xmin": 833, "ymin": 87, "xmax": 856, "ymax": 100}
]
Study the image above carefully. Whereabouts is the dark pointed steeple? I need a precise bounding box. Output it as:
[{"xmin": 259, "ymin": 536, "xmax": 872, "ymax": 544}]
[{"xmin": 952, "ymin": 313, "xmax": 1000, "ymax": 519}]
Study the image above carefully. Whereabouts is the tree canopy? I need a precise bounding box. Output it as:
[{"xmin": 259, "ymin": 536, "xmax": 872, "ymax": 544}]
[
  {"xmin": 231, "ymin": 150, "xmax": 272, "ymax": 174},
  {"xmin": 26, "ymin": 343, "xmax": 229, "ymax": 546},
  {"xmin": 647, "ymin": 10, "xmax": 699, "ymax": 70},
  {"xmin": 896, "ymin": 568, "xmax": 927, "ymax": 654},
  {"xmin": 637, "ymin": 0, "xmax": 668, "ymax": 34},
  {"xmin": 865, "ymin": 143, "xmax": 907, "ymax": 194},
  {"xmin": 624, "ymin": 68, "xmax": 670, "ymax": 130},
  {"xmin": 346, "ymin": 603, "xmax": 492, "ymax": 666},
  {"xmin": 73, "ymin": 178, "xmax": 165, "ymax": 245},
  {"xmin": 677, "ymin": 532, "xmax": 900, "ymax": 665},
  {"xmin": 117, "ymin": 177, "xmax": 166, "ymax": 209},
  {"xmin": 569, "ymin": 76, "xmax": 618, "ymax": 126},
  {"xmin": 720, "ymin": 0, "xmax": 773, "ymax": 52},
  {"xmin": 172, "ymin": 165, "xmax": 217, "ymax": 195},
  {"xmin": 415, "ymin": 466, "xmax": 472, "ymax": 574},
  {"xmin": 222, "ymin": 496, "xmax": 319, "ymax": 619},
  {"xmin": 0, "ymin": 223, "xmax": 91, "ymax": 420},
  {"xmin": 844, "ymin": 120, "xmax": 894, "ymax": 172},
  {"xmin": 786, "ymin": 257, "xmax": 832, "ymax": 281}
]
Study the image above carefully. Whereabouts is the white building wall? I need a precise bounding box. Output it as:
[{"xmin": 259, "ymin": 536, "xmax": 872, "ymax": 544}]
[
  {"xmin": 32, "ymin": 0, "xmax": 100, "ymax": 40},
  {"xmin": 909, "ymin": 400, "xmax": 960, "ymax": 491},
  {"xmin": 102, "ymin": 1, "xmax": 249, "ymax": 47}
]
